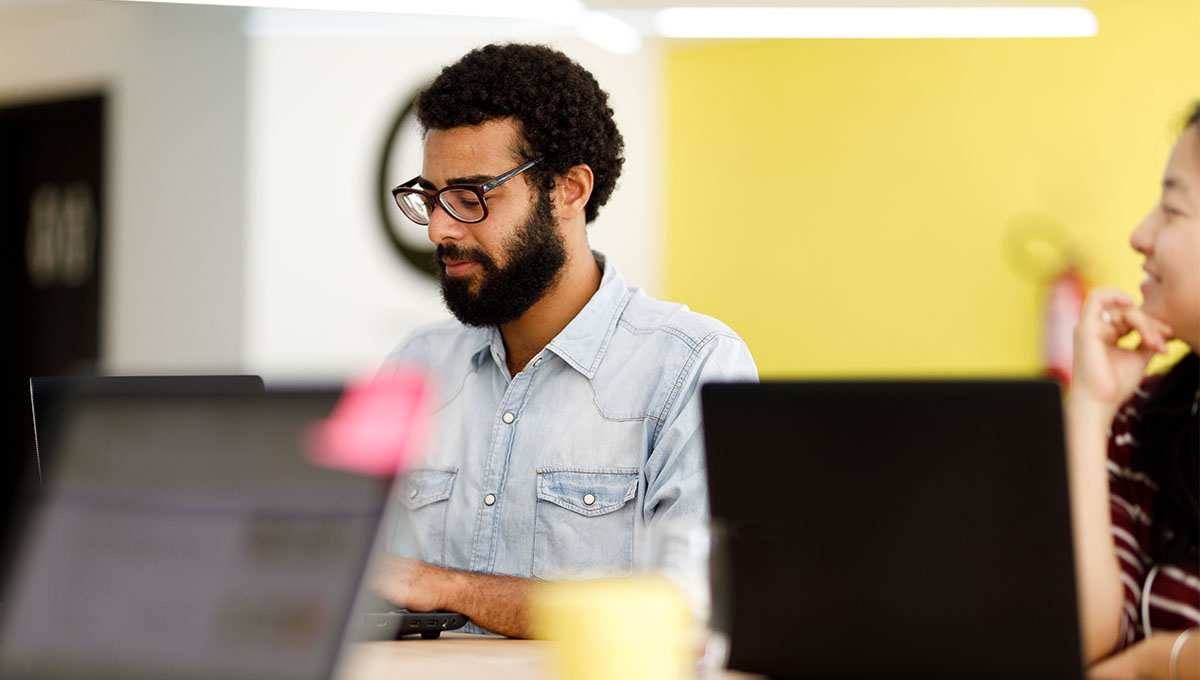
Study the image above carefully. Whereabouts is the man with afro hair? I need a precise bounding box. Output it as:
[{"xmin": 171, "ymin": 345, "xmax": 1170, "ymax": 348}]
[{"xmin": 375, "ymin": 43, "xmax": 757, "ymax": 638}]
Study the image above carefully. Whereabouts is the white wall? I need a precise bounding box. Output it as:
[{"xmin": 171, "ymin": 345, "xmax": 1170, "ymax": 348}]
[
  {"xmin": 2, "ymin": 2, "xmax": 662, "ymax": 381},
  {"xmin": 0, "ymin": 0, "xmax": 248, "ymax": 374}
]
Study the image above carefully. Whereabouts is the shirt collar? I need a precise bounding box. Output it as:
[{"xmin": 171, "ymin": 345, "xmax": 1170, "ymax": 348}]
[
  {"xmin": 465, "ymin": 251, "xmax": 630, "ymax": 379},
  {"xmin": 545, "ymin": 251, "xmax": 630, "ymax": 379},
  {"xmin": 467, "ymin": 327, "xmax": 496, "ymax": 369}
]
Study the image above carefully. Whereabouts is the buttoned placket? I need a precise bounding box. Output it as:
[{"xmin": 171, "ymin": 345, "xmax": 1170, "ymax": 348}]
[{"xmin": 469, "ymin": 351, "xmax": 545, "ymax": 573}]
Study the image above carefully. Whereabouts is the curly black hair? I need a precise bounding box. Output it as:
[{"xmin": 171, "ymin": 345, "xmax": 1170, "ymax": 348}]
[{"xmin": 415, "ymin": 43, "xmax": 625, "ymax": 224}]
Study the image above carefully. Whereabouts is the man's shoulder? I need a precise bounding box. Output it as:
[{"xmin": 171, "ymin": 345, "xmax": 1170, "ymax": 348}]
[
  {"xmin": 594, "ymin": 287, "xmax": 758, "ymax": 419},
  {"xmin": 617, "ymin": 288, "xmax": 745, "ymax": 350}
]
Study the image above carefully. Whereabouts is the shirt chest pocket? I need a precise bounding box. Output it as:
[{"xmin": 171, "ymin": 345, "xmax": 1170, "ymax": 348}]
[
  {"xmin": 388, "ymin": 466, "xmax": 457, "ymax": 566},
  {"xmin": 532, "ymin": 467, "xmax": 639, "ymax": 580}
]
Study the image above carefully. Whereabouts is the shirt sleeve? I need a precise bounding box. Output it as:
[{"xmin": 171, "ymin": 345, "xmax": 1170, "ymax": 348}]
[
  {"xmin": 643, "ymin": 331, "xmax": 758, "ymax": 525},
  {"xmin": 637, "ymin": 332, "xmax": 757, "ymax": 611}
]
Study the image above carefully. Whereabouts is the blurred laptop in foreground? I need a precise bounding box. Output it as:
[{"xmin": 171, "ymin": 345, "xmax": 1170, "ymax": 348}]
[
  {"xmin": 0, "ymin": 375, "xmax": 265, "ymax": 587},
  {"xmin": 27, "ymin": 375, "xmax": 265, "ymax": 485},
  {"xmin": 0, "ymin": 385, "xmax": 431, "ymax": 679},
  {"xmin": 702, "ymin": 380, "xmax": 1083, "ymax": 680}
]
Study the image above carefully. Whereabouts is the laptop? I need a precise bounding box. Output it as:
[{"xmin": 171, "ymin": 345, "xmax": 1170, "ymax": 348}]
[
  {"xmin": 0, "ymin": 387, "xmax": 460, "ymax": 679},
  {"xmin": 27, "ymin": 375, "xmax": 266, "ymax": 485},
  {"xmin": 701, "ymin": 380, "xmax": 1083, "ymax": 680},
  {"xmin": 0, "ymin": 375, "xmax": 268, "ymax": 610}
]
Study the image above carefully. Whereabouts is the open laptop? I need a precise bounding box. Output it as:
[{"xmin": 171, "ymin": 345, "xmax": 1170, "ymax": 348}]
[
  {"xmin": 0, "ymin": 375, "xmax": 268, "ymax": 609},
  {"xmin": 27, "ymin": 375, "xmax": 265, "ymax": 486},
  {"xmin": 701, "ymin": 380, "xmax": 1083, "ymax": 680},
  {"xmin": 0, "ymin": 386, "xmax": 460, "ymax": 679}
]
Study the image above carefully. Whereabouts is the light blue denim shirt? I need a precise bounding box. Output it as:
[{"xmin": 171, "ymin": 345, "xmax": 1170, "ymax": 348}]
[{"xmin": 383, "ymin": 252, "xmax": 757, "ymax": 631}]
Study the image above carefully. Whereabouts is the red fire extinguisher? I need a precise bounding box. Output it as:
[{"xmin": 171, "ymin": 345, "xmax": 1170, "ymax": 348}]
[{"xmin": 1044, "ymin": 264, "xmax": 1087, "ymax": 387}]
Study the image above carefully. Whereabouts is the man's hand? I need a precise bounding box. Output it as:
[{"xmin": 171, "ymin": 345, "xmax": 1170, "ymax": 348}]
[
  {"xmin": 368, "ymin": 554, "xmax": 536, "ymax": 638},
  {"xmin": 369, "ymin": 554, "xmax": 450, "ymax": 613}
]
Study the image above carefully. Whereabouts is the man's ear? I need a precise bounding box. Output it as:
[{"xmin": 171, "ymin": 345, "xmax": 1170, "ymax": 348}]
[{"xmin": 554, "ymin": 164, "xmax": 594, "ymax": 221}]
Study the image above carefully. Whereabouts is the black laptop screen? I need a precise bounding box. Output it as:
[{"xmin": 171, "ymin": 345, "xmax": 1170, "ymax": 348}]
[{"xmin": 701, "ymin": 380, "xmax": 1082, "ymax": 680}]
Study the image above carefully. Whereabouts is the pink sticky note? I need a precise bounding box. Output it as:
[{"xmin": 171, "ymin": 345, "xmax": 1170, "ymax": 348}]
[{"xmin": 306, "ymin": 366, "xmax": 432, "ymax": 478}]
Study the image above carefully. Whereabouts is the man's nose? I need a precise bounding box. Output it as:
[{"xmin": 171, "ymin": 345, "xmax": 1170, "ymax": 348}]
[{"xmin": 426, "ymin": 205, "xmax": 467, "ymax": 245}]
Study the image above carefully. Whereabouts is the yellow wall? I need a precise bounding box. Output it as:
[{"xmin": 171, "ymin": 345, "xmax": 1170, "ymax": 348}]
[{"xmin": 664, "ymin": 0, "xmax": 1199, "ymax": 378}]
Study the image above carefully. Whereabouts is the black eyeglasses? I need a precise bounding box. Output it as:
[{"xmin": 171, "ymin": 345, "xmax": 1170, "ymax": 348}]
[{"xmin": 391, "ymin": 157, "xmax": 543, "ymax": 226}]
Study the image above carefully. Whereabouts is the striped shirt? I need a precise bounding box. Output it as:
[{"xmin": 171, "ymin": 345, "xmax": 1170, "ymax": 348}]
[{"xmin": 1107, "ymin": 377, "xmax": 1200, "ymax": 649}]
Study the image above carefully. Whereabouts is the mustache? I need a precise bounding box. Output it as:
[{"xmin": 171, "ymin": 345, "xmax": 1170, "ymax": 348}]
[{"xmin": 435, "ymin": 243, "xmax": 496, "ymax": 270}]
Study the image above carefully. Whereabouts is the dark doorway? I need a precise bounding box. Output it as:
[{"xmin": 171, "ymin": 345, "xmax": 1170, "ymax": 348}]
[{"xmin": 1, "ymin": 94, "xmax": 105, "ymax": 573}]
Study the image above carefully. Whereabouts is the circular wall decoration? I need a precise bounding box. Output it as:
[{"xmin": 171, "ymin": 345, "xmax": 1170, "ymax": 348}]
[{"xmin": 377, "ymin": 90, "xmax": 437, "ymax": 280}]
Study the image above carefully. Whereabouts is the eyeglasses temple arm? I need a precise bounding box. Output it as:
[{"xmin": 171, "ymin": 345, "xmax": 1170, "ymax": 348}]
[{"xmin": 480, "ymin": 157, "xmax": 542, "ymax": 192}]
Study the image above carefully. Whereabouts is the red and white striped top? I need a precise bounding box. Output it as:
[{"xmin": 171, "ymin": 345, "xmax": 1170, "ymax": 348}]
[{"xmin": 1107, "ymin": 378, "xmax": 1200, "ymax": 650}]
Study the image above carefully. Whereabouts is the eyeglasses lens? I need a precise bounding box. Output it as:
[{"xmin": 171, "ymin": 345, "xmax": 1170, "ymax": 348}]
[
  {"xmin": 397, "ymin": 192, "xmax": 432, "ymax": 225},
  {"xmin": 441, "ymin": 189, "xmax": 485, "ymax": 222}
]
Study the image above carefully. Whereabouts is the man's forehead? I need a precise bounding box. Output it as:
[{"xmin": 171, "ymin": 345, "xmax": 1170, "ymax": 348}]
[{"xmin": 421, "ymin": 120, "xmax": 523, "ymax": 180}]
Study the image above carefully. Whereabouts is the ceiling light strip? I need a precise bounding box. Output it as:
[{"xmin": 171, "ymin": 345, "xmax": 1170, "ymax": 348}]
[{"xmin": 652, "ymin": 7, "xmax": 1098, "ymax": 39}]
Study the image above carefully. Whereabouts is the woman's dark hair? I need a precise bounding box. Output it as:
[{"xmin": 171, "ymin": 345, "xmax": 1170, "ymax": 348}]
[
  {"xmin": 1141, "ymin": 351, "xmax": 1199, "ymax": 566},
  {"xmin": 415, "ymin": 43, "xmax": 625, "ymax": 224},
  {"xmin": 1141, "ymin": 104, "xmax": 1200, "ymax": 566}
]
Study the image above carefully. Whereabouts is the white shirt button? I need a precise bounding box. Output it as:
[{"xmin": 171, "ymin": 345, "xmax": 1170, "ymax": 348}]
[
  {"xmin": 484, "ymin": 493, "xmax": 496, "ymax": 506},
  {"xmin": 502, "ymin": 412, "xmax": 515, "ymax": 424},
  {"xmin": 583, "ymin": 493, "xmax": 596, "ymax": 506},
  {"xmin": 408, "ymin": 488, "xmax": 418, "ymax": 500},
  {"xmin": 533, "ymin": 358, "xmax": 543, "ymax": 367}
]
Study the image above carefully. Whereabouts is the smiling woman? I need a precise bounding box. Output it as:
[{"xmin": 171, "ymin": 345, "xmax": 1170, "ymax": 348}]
[{"xmin": 1067, "ymin": 103, "xmax": 1199, "ymax": 680}]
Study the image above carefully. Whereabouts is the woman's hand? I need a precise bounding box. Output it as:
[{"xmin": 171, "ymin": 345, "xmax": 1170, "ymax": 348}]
[
  {"xmin": 1071, "ymin": 288, "xmax": 1173, "ymax": 418},
  {"xmin": 1089, "ymin": 630, "xmax": 1200, "ymax": 680},
  {"xmin": 1089, "ymin": 640, "xmax": 1146, "ymax": 679},
  {"xmin": 1067, "ymin": 288, "xmax": 1174, "ymax": 663}
]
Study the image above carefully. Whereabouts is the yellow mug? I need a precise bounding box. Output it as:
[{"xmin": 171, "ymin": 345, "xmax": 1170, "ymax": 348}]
[{"xmin": 532, "ymin": 576, "xmax": 693, "ymax": 680}]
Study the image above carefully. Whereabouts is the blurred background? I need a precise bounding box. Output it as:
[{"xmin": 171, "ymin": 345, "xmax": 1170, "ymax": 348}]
[{"xmin": 1, "ymin": 0, "xmax": 1197, "ymax": 475}]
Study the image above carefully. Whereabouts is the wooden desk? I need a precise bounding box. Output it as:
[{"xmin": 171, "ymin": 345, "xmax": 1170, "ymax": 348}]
[{"xmin": 335, "ymin": 633, "xmax": 765, "ymax": 680}]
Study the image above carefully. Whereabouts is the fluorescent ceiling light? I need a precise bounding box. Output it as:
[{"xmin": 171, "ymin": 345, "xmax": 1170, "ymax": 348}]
[
  {"xmin": 653, "ymin": 7, "xmax": 1098, "ymax": 39},
  {"xmin": 113, "ymin": 0, "xmax": 585, "ymax": 24}
]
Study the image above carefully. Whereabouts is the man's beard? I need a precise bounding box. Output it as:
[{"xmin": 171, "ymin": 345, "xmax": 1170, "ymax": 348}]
[{"xmin": 435, "ymin": 189, "xmax": 568, "ymax": 328}]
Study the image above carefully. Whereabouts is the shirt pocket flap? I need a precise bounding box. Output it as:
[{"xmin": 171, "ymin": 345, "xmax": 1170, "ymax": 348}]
[
  {"xmin": 398, "ymin": 467, "xmax": 458, "ymax": 510},
  {"xmin": 536, "ymin": 467, "xmax": 639, "ymax": 518}
]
